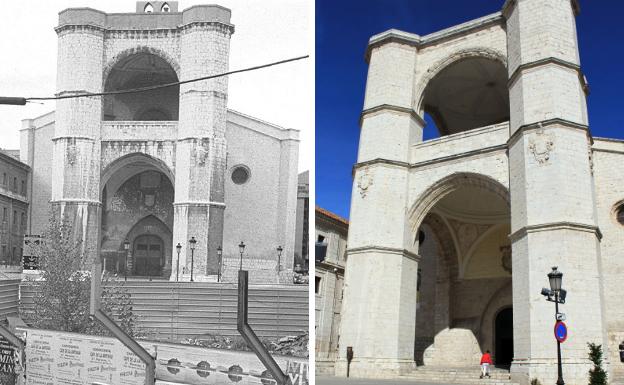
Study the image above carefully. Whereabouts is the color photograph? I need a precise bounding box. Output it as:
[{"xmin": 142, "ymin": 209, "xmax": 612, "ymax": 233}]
[{"xmin": 315, "ymin": 1, "xmax": 624, "ymax": 385}]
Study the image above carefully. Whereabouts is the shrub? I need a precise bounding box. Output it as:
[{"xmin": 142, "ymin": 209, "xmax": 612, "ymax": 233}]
[
  {"xmin": 587, "ymin": 342, "xmax": 608, "ymax": 385},
  {"xmin": 30, "ymin": 216, "xmax": 140, "ymax": 337}
]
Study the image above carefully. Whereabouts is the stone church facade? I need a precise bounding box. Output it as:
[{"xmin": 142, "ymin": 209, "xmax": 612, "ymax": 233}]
[
  {"xmin": 337, "ymin": 1, "xmax": 624, "ymax": 384},
  {"xmin": 19, "ymin": 1, "xmax": 299, "ymax": 282}
]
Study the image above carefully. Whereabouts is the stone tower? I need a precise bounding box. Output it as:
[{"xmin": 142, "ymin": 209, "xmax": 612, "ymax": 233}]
[
  {"xmin": 338, "ymin": 1, "xmax": 611, "ymax": 384},
  {"xmin": 504, "ymin": 0, "xmax": 607, "ymax": 382},
  {"xmin": 51, "ymin": 1, "xmax": 234, "ymax": 280}
]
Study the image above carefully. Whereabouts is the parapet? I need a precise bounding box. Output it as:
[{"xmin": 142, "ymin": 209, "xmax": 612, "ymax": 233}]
[{"xmin": 57, "ymin": 2, "xmax": 232, "ymax": 31}]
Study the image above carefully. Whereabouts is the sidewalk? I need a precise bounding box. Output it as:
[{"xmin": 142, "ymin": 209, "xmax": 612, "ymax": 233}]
[{"xmin": 316, "ymin": 376, "xmax": 453, "ymax": 385}]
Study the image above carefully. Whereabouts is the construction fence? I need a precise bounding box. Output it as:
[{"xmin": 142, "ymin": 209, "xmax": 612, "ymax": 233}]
[{"xmin": 19, "ymin": 280, "xmax": 308, "ymax": 341}]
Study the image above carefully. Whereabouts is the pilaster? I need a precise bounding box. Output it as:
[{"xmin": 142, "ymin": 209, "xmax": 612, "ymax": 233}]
[
  {"xmin": 505, "ymin": 1, "xmax": 607, "ymax": 384},
  {"xmin": 52, "ymin": 15, "xmax": 105, "ymax": 265},
  {"xmin": 337, "ymin": 38, "xmax": 423, "ymax": 377},
  {"xmin": 173, "ymin": 7, "xmax": 234, "ymax": 280}
]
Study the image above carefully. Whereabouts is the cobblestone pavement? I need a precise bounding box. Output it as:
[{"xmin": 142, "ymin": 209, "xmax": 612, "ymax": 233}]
[{"xmin": 316, "ymin": 376, "xmax": 454, "ymax": 385}]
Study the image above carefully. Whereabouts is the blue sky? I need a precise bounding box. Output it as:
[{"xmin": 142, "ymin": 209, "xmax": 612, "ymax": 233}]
[{"xmin": 315, "ymin": 1, "xmax": 624, "ymax": 219}]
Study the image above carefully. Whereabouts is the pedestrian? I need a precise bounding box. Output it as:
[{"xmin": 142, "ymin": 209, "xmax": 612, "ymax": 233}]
[{"xmin": 480, "ymin": 350, "xmax": 493, "ymax": 379}]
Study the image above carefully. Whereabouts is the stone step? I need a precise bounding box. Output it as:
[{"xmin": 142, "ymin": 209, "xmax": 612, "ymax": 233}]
[
  {"xmin": 401, "ymin": 376, "xmax": 518, "ymax": 385},
  {"xmin": 407, "ymin": 372, "xmax": 510, "ymax": 379},
  {"xmin": 401, "ymin": 366, "xmax": 518, "ymax": 385}
]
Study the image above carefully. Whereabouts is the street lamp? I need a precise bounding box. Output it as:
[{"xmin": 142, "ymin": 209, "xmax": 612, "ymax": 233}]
[
  {"xmin": 189, "ymin": 237, "xmax": 197, "ymax": 282},
  {"xmin": 216, "ymin": 246, "xmax": 222, "ymax": 282},
  {"xmin": 175, "ymin": 243, "xmax": 182, "ymax": 282},
  {"xmin": 541, "ymin": 266, "xmax": 566, "ymax": 385},
  {"xmin": 548, "ymin": 267, "xmax": 563, "ymax": 292},
  {"xmin": 123, "ymin": 239, "xmax": 130, "ymax": 282},
  {"xmin": 238, "ymin": 241, "xmax": 245, "ymax": 271},
  {"xmin": 276, "ymin": 245, "xmax": 283, "ymax": 273}
]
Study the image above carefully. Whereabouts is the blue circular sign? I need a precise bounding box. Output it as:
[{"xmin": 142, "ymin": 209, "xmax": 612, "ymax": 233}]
[{"xmin": 554, "ymin": 321, "xmax": 568, "ymax": 343}]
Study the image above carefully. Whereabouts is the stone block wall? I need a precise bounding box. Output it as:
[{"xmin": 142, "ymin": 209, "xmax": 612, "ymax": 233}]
[{"xmin": 592, "ymin": 139, "xmax": 624, "ymax": 383}]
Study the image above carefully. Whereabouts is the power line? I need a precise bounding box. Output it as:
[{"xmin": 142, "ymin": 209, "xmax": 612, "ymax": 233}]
[{"xmin": 0, "ymin": 55, "xmax": 308, "ymax": 105}]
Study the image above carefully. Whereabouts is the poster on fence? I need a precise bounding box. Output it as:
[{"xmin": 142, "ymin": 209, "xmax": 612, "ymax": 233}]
[
  {"xmin": 22, "ymin": 328, "xmax": 147, "ymax": 385},
  {"xmin": 0, "ymin": 335, "xmax": 17, "ymax": 385}
]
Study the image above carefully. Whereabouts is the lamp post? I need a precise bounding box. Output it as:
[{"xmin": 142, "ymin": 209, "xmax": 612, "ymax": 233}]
[
  {"xmin": 175, "ymin": 243, "xmax": 182, "ymax": 282},
  {"xmin": 541, "ymin": 266, "xmax": 566, "ymax": 385},
  {"xmin": 276, "ymin": 245, "xmax": 283, "ymax": 273},
  {"xmin": 276, "ymin": 245, "xmax": 284, "ymax": 284},
  {"xmin": 189, "ymin": 237, "xmax": 196, "ymax": 282},
  {"xmin": 216, "ymin": 246, "xmax": 222, "ymax": 283},
  {"xmin": 123, "ymin": 239, "xmax": 130, "ymax": 282},
  {"xmin": 238, "ymin": 241, "xmax": 245, "ymax": 271}
]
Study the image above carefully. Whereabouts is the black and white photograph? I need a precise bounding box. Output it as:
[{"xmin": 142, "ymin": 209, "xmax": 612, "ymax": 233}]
[{"xmin": 0, "ymin": 1, "xmax": 311, "ymax": 384}]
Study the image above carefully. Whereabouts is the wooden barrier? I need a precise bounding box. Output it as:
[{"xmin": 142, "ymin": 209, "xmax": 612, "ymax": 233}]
[
  {"xmin": 0, "ymin": 279, "xmax": 19, "ymax": 321},
  {"xmin": 19, "ymin": 281, "xmax": 308, "ymax": 340}
]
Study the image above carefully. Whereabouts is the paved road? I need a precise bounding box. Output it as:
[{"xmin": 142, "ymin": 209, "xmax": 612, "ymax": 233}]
[{"xmin": 316, "ymin": 376, "xmax": 453, "ymax": 385}]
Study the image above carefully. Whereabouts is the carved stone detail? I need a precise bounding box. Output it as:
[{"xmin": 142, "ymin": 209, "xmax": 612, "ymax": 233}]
[
  {"xmin": 528, "ymin": 127, "xmax": 554, "ymax": 165},
  {"xmin": 447, "ymin": 219, "xmax": 490, "ymax": 257},
  {"xmin": 357, "ymin": 167, "xmax": 373, "ymax": 198},
  {"xmin": 193, "ymin": 140, "xmax": 210, "ymax": 166},
  {"xmin": 66, "ymin": 144, "xmax": 78, "ymax": 165},
  {"xmin": 588, "ymin": 145, "xmax": 594, "ymax": 175},
  {"xmin": 500, "ymin": 245, "xmax": 512, "ymax": 273}
]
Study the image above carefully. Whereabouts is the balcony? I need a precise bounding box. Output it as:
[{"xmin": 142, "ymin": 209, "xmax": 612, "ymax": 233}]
[
  {"xmin": 0, "ymin": 185, "xmax": 27, "ymax": 204},
  {"xmin": 411, "ymin": 121, "xmax": 509, "ymax": 165},
  {"xmin": 101, "ymin": 121, "xmax": 178, "ymax": 142}
]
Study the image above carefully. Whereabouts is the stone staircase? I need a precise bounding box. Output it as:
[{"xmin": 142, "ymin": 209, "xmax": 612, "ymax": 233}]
[{"xmin": 401, "ymin": 366, "xmax": 519, "ymax": 385}]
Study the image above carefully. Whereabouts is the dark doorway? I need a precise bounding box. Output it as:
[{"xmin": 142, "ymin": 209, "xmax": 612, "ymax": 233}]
[
  {"xmin": 134, "ymin": 234, "xmax": 164, "ymax": 276},
  {"xmin": 495, "ymin": 307, "xmax": 513, "ymax": 368}
]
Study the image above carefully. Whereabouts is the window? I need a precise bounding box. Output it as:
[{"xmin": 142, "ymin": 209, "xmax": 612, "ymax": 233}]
[
  {"xmin": 2, "ymin": 208, "xmax": 6, "ymax": 221},
  {"xmin": 231, "ymin": 165, "xmax": 251, "ymax": 185},
  {"xmin": 2, "ymin": 173, "xmax": 6, "ymax": 186},
  {"xmin": 617, "ymin": 205, "xmax": 624, "ymax": 225},
  {"xmin": 21, "ymin": 180, "xmax": 25, "ymax": 195},
  {"xmin": 315, "ymin": 276, "xmax": 322, "ymax": 294},
  {"xmin": 144, "ymin": 3, "xmax": 153, "ymax": 12},
  {"xmin": 21, "ymin": 213, "xmax": 25, "ymax": 228},
  {"xmin": 1, "ymin": 246, "xmax": 5, "ymax": 257},
  {"xmin": 13, "ymin": 211, "xmax": 17, "ymax": 225},
  {"xmin": 13, "ymin": 177, "xmax": 17, "ymax": 192},
  {"xmin": 161, "ymin": 2, "xmax": 170, "ymax": 12}
]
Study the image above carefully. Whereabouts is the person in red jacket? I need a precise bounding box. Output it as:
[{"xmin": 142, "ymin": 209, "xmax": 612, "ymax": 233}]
[{"xmin": 480, "ymin": 350, "xmax": 493, "ymax": 378}]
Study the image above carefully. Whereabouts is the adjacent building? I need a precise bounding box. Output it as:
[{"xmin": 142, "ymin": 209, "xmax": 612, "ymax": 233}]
[
  {"xmin": 0, "ymin": 151, "xmax": 29, "ymax": 271},
  {"xmin": 315, "ymin": 206, "xmax": 347, "ymax": 374},
  {"xmin": 295, "ymin": 171, "xmax": 309, "ymax": 270}
]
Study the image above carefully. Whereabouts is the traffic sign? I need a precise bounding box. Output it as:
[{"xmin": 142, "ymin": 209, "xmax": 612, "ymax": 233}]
[{"xmin": 554, "ymin": 321, "xmax": 568, "ymax": 343}]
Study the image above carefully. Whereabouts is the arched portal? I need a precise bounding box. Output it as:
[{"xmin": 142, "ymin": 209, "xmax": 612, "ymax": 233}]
[
  {"xmin": 495, "ymin": 307, "xmax": 514, "ymax": 368},
  {"xmin": 419, "ymin": 56, "xmax": 509, "ymax": 137},
  {"xmin": 100, "ymin": 154, "xmax": 174, "ymax": 279},
  {"xmin": 103, "ymin": 52, "xmax": 179, "ymax": 121},
  {"xmin": 414, "ymin": 173, "xmax": 512, "ymax": 368}
]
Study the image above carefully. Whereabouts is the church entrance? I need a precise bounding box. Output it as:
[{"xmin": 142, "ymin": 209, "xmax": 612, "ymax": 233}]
[
  {"xmin": 133, "ymin": 235, "xmax": 164, "ymax": 277},
  {"xmin": 495, "ymin": 307, "xmax": 514, "ymax": 368},
  {"xmin": 100, "ymin": 154, "xmax": 175, "ymax": 280}
]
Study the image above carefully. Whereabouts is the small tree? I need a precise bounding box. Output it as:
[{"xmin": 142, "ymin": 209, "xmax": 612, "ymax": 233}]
[
  {"xmin": 587, "ymin": 342, "xmax": 608, "ymax": 385},
  {"xmin": 30, "ymin": 216, "xmax": 140, "ymax": 337}
]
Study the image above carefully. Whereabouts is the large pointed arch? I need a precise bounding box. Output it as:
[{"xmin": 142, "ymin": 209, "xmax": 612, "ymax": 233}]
[
  {"xmin": 100, "ymin": 152, "xmax": 174, "ymax": 199},
  {"xmin": 408, "ymin": 172, "xmax": 510, "ymax": 233}
]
